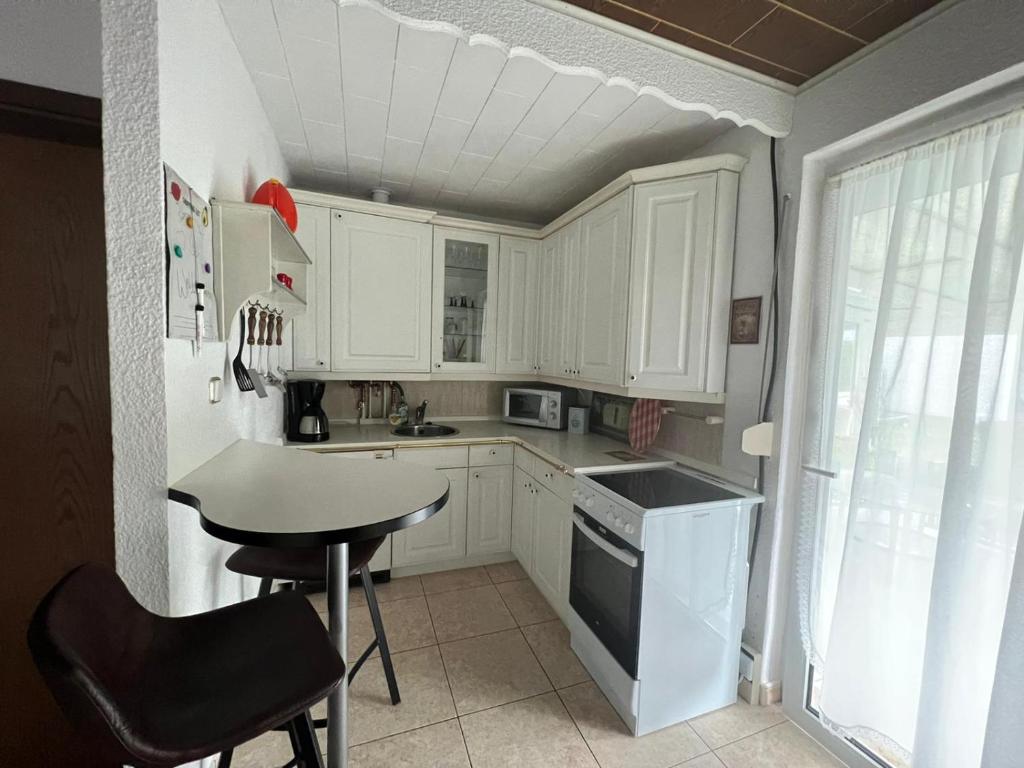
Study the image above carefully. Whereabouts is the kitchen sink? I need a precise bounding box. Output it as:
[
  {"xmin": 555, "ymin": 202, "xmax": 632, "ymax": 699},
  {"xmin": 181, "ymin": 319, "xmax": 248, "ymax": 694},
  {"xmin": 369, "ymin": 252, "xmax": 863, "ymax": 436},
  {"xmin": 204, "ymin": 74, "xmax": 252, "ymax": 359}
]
[{"xmin": 391, "ymin": 423, "xmax": 460, "ymax": 438}]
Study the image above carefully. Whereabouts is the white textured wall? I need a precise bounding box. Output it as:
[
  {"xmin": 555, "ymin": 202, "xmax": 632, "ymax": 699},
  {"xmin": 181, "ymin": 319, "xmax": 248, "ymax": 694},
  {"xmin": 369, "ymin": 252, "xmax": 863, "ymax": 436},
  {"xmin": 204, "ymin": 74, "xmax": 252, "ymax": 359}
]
[
  {"xmin": 761, "ymin": 0, "xmax": 1024, "ymax": 685},
  {"xmin": 101, "ymin": 0, "xmax": 170, "ymax": 613},
  {"xmin": 683, "ymin": 126, "xmax": 775, "ymax": 650},
  {"xmin": 3, "ymin": 0, "xmax": 101, "ymax": 97},
  {"xmin": 159, "ymin": 0, "xmax": 289, "ymax": 618}
]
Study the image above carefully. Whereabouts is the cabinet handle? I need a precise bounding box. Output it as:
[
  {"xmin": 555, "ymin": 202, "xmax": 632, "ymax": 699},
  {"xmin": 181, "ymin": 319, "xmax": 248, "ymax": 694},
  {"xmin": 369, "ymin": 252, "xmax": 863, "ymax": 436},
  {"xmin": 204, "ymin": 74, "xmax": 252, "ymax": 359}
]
[
  {"xmin": 435, "ymin": 363, "xmax": 442, "ymax": 368},
  {"xmin": 490, "ymin": 449, "xmax": 497, "ymax": 455},
  {"xmin": 318, "ymin": 360, "xmax": 325, "ymax": 367},
  {"xmin": 474, "ymin": 473, "xmax": 480, "ymax": 479},
  {"xmin": 629, "ymin": 374, "xmax": 637, "ymax": 381}
]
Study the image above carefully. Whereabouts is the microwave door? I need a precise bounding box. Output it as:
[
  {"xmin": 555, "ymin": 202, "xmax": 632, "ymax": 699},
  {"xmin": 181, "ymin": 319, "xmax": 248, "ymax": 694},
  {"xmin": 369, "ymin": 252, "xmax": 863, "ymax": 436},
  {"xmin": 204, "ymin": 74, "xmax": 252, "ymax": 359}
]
[{"xmin": 506, "ymin": 391, "xmax": 544, "ymax": 423}]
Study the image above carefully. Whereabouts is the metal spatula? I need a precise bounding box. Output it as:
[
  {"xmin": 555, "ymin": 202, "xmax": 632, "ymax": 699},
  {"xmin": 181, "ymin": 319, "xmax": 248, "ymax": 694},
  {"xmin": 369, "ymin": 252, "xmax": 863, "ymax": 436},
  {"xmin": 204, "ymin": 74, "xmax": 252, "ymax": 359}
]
[
  {"xmin": 246, "ymin": 305, "xmax": 268, "ymax": 398},
  {"xmin": 232, "ymin": 310, "xmax": 254, "ymax": 392}
]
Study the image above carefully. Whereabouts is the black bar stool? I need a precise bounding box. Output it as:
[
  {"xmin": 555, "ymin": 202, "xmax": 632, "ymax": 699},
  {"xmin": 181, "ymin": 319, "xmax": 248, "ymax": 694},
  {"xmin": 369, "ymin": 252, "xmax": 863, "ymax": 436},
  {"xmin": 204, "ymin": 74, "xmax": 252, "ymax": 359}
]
[
  {"xmin": 28, "ymin": 563, "xmax": 344, "ymax": 768},
  {"xmin": 225, "ymin": 535, "xmax": 401, "ymax": 706}
]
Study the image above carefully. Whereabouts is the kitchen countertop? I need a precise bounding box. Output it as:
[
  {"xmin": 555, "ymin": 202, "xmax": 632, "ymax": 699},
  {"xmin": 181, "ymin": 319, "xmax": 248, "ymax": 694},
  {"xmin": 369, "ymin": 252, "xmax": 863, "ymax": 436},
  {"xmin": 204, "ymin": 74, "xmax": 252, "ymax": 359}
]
[{"xmin": 288, "ymin": 419, "xmax": 664, "ymax": 475}]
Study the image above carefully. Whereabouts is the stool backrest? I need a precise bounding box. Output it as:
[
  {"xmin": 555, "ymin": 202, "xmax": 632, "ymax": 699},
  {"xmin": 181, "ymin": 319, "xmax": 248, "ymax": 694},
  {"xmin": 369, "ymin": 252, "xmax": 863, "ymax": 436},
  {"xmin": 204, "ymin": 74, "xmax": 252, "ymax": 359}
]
[{"xmin": 28, "ymin": 563, "xmax": 155, "ymax": 763}]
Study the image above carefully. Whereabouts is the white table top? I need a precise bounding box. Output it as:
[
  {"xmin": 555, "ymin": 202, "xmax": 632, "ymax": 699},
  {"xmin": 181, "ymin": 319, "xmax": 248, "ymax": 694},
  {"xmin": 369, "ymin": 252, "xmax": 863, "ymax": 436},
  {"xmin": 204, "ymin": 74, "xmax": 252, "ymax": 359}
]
[{"xmin": 169, "ymin": 439, "xmax": 450, "ymax": 546}]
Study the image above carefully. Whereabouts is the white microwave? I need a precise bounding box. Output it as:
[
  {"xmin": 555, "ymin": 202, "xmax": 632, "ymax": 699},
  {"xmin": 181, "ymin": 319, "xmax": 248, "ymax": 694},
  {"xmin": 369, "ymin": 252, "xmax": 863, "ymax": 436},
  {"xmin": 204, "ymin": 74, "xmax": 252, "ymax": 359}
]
[{"xmin": 503, "ymin": 387, "xmax": 573, "ymax": 430}]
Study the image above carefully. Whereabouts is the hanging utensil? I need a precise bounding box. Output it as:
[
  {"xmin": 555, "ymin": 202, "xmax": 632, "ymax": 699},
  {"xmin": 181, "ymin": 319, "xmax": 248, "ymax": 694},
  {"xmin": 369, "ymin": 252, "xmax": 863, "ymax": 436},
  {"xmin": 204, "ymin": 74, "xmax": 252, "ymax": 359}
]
[
  {"xmin": 232, "ymin": 310, "xmax": 254, "ymax": 392},
  {"xmin": 247, "ymin": 305, "xmax": 268, "ymax": 399},
  {"xmin": 274, "ymin": 312, "xmax": 285, "ymax": 374},
  {"xmin": 246, "ymin": 305, "xmax": 257, "ymax": 368}
]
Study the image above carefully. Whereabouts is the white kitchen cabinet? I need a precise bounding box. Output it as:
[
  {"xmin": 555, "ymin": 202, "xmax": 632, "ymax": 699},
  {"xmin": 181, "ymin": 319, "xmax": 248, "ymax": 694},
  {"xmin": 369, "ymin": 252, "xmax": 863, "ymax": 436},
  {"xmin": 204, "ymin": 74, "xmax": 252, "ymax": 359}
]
[
  {"xmin": 511, "ymin": 466, "xmax": 536, "ymax": 572},
  {"xmin": 290, "ymin": 204, "xmax": 332, "ymax": 371},
  {"xmin": 431, "ymin": 227, "xmax": 500, "ymax": 373},
  {"xmin": 537, "ymin": 232, "xmax": 561, "ymax": 378},
  {"xmin": 626, "ymin": 173, "xmax": 737, "ymax": 392},
  {"xmin": 556, "ymin": 219, "xmax": 581, "ymax": 378},
  {"xmin": 466, "ymin": 464, "xmax": 513, "ymax": 556},
  {"xmin": 576, "ymin": 190, "xmax": 632, "ymax": 386},
  {"xmin": 319, "ymin": 451, "xmax": 393, "ymax": 572},
  {"xmin": 531, "ymin": 481, "xmax": 571, "ymax": 616},
  {"xmin": 495, "ymin": 236, "xmax": 540, "ymax": 374},
  {"xmin": 392, "ymin": 467, "xmax": 468, "ymax": 567},
  {"xmin": 330, "ymin": 210, "xmax": 433, "ymax": 372}
]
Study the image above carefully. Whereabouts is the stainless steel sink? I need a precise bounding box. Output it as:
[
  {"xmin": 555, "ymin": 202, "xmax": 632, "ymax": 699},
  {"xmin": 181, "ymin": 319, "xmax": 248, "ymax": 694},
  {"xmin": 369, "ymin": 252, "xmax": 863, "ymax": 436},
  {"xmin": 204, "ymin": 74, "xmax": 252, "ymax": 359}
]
[{"xmin": 391, "ymin": 423, "xmax": 460, "ymax": 438}]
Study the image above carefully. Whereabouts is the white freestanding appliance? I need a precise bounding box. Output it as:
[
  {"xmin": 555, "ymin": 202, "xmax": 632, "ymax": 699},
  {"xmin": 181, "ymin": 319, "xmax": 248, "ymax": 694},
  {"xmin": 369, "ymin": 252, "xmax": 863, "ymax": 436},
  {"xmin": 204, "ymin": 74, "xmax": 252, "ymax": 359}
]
[{"xmin": 568, "ymin": 463, "xmax": 762, "ymax": 736}]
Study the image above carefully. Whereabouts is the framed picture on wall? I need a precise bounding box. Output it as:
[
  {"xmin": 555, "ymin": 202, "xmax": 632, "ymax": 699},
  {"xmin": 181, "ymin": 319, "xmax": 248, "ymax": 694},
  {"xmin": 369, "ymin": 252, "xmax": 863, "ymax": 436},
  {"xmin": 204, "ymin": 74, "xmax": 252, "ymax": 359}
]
[{"xmin": 730, "ymin": 296, "xmax": 762, "ymax": 344}]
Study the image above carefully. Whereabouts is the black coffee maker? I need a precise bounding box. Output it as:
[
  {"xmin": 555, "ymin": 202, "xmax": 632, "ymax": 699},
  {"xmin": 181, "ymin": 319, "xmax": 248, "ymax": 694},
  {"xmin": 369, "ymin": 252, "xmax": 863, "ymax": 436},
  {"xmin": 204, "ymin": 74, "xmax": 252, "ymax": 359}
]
[{"xmin": 286, "ymin": 380, "xmax": 329, "ymax": 442}]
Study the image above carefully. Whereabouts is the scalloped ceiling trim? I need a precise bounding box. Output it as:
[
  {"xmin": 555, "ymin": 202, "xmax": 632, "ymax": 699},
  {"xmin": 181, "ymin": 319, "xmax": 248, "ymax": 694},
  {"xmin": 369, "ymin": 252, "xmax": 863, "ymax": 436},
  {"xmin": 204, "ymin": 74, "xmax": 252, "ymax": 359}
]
[{"xmin": 338, "ymin": 0, "xmax": 786, "ymax": 137}]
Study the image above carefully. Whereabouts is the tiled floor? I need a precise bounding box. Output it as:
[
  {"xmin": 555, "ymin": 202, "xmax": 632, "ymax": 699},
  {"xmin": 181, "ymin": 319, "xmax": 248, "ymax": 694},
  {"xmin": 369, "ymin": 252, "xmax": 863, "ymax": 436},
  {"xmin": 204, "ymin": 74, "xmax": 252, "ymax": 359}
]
[{"xmin": 232, "ymin": 564, "xmax": 845, "ymax": 768}]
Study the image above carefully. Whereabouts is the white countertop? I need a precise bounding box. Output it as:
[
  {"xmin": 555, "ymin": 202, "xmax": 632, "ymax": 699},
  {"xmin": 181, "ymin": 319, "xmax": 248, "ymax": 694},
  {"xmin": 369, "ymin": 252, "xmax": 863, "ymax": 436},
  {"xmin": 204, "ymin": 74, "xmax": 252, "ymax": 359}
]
[{"xmin": 288, "ymin": 419, "xmax": 660, "ymax": 474}]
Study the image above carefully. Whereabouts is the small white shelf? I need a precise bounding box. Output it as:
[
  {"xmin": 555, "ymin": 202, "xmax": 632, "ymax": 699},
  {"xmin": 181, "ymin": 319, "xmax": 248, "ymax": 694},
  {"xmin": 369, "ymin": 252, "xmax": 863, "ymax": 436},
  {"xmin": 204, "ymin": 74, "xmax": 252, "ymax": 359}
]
[{"xmin": 212, "ymin": 200, "xmax": 312, "ymax": 341}]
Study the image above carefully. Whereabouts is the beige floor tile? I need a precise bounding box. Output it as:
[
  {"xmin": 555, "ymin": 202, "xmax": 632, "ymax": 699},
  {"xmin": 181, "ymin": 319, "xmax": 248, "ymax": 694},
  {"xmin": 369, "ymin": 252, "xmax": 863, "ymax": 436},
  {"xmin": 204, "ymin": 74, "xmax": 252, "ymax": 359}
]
[
  {"xmin": 308, "ymin": 575, "xmax": 425, "ymax": 612},
  {"xmin": 688, "ymin": 701, "xmax": 787, "ymax": 750},
  {"xmin": 348, "ymin": 719, "xmax": 470, "ymax": 768},
  {"xmin": 440, "ymin": 628, "xmax": 552, "ymax": 714},
  {"xmin": 346, "ymin": 595, "xmax": 437, "ymax": 662},
  {"xmin": 230, "ymin": 728, "xmax": 295, "ymax": 768},
  {"xmin": 521, "ymin": 619, "xmax": 590, "ymax": 689},
  {"xmin": 427, "ymin": 584, "xmax": 515, "ymax": 642},
  {"xmin": 348, "ymin": 645, "xmax": 457, "ymax": 746},
  {"xmin": 559, "ymin": 681, "xmax": 709, "ymax": 768},
  {"xmin": 460, "ymin": 692, "xmax": 598, "ymax": 768},
  {"xmin": 421, "ymin": 566, "xmax": 491, "ymax": 595},
  {"xmin": 485, "ymin": 560, "xmax": 528, "ymax": 584},
  {"xmin": 715, "ymin": 722, "xmax": 844, "ymax": 768},
  {"xmin": 496, "ymin": 578, "xmax": 558, "ymax": 626},
  {"xmin": 678, "ymin": 754, "xmax": 727, "ymax": 767}
]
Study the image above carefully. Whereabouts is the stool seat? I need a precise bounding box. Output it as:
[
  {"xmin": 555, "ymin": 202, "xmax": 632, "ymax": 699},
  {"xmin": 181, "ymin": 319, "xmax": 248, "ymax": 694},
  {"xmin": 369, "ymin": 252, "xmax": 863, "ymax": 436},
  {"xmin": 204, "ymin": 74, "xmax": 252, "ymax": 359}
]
[
  {"xmin": 225, "ymin": 537, "xmax": 384, "ymax": 583},
  {"xmin": 29, "ymin": 564, "xmax": 344, "ymax": 767}
]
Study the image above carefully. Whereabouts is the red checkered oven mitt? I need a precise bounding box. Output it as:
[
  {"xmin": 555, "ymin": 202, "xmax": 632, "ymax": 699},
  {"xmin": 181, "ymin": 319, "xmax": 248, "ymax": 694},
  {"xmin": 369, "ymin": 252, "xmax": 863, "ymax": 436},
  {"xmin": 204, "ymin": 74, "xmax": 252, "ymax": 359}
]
[{"xmin": 628, "ymin": 399, "xmax": 662, "ymax": 453}]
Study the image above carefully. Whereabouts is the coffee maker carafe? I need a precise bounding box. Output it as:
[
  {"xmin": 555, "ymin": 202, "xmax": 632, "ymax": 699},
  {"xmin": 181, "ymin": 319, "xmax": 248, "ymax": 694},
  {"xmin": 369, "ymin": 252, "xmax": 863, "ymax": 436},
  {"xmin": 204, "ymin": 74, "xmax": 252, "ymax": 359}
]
[{"xmin": 286, "ymin": 380, "xmax": 329, "ymax": 442}]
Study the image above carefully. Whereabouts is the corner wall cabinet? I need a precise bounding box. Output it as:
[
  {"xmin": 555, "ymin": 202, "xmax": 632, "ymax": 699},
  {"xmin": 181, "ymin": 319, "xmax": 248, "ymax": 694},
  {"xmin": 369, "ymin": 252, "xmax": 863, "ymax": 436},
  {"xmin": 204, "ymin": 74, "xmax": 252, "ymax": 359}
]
[{"xmin": 289, "ymin": 154, "xmax": 744, "ymax": 400}]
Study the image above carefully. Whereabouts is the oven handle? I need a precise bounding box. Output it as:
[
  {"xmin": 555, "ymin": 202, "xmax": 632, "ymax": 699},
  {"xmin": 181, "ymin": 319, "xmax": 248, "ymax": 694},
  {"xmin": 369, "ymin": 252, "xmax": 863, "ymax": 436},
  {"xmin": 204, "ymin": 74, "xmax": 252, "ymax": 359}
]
[{"xmin": 572, "ymin": 513, "xmax": 639, "ymax": 568}]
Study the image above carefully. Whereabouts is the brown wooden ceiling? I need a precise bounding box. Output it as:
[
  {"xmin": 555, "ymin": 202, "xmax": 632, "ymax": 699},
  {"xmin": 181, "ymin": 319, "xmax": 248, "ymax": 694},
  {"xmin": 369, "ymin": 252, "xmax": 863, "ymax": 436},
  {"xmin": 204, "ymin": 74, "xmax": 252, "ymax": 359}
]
[{"xmin": 560, "ymin": 0, "xmax": 944, "ymax": 85}]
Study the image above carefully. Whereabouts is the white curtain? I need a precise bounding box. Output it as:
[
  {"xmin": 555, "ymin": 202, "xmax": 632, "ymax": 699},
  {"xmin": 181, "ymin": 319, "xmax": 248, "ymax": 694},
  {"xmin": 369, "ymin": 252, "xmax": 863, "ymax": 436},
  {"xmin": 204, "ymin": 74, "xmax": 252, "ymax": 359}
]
[{"xmin": 797, "ymin": 108, "xmax": 1024, "ymax": 768}]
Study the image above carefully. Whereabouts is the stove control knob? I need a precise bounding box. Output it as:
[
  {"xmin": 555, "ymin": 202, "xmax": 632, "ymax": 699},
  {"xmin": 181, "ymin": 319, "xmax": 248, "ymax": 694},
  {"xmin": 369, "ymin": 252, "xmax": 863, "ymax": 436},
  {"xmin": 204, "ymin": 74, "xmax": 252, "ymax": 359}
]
[
  {"xmin": 614, "ymin": 516, "xmax": 624, "ymax": 528},
  {"xmin": 584, "ymin": 498, "xmax": 594, "ymax": 509},
  {"xmin": 624, "ymin": 523, "xmax": 635, "ymax": 535},
  {"xmin": 606, "ymin": 511, "xmax": 614, "ymax": 523},
  {"xmin": 572, "ymin": 490, "xmax": 581, "ymax": 500}
]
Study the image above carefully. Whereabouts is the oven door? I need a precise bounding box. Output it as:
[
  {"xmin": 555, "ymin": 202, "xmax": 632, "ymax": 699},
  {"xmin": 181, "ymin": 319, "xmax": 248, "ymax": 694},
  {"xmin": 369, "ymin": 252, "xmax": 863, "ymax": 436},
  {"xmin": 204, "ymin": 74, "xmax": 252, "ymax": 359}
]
[
  {"xmin": 504, "ymin": 389, "xmax": 546, "ymax": 426},
  {"xmin": 569, "ymin": 509, "xmax": 643, "ymax": 679}
]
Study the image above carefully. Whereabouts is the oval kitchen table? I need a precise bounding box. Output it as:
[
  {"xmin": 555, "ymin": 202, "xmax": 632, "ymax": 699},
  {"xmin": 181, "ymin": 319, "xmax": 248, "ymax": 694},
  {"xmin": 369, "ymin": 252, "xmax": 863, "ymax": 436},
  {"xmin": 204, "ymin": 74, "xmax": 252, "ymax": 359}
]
[{"xmin": 168, "ymin": 439, "xmax": 450, "ymax": 768}]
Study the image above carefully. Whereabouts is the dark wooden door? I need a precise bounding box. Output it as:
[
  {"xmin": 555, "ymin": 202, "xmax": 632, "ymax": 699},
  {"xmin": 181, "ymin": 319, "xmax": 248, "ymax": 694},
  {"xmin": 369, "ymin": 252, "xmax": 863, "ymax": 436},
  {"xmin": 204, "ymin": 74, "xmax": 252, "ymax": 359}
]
[{"xmin": 0, "ymin": 80, "xmax": 113, "ymax": 767}]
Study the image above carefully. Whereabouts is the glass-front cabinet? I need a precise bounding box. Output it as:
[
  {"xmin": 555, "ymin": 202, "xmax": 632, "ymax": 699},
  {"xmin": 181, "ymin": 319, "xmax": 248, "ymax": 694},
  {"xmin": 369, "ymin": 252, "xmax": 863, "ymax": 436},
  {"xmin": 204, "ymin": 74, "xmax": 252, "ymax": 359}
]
[{"xmin": 431, "ymin": 227, "xmax": 499, "ymax": 372}]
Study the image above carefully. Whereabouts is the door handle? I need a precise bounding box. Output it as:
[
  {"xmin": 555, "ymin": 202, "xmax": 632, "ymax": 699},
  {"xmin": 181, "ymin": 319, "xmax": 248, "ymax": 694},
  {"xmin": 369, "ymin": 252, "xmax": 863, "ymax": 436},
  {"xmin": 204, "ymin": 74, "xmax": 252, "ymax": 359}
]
[{"xmin": 572, "ymin": 513, "xmax": 638, "ymax": 568}]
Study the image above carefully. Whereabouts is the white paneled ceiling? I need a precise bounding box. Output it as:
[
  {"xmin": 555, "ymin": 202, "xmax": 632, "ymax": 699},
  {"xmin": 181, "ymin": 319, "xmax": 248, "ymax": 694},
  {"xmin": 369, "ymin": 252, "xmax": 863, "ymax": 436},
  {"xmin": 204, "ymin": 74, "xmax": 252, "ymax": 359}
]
[{"xmin": 219, "ymin": 0, "xmax": 736, "ymax": 224}]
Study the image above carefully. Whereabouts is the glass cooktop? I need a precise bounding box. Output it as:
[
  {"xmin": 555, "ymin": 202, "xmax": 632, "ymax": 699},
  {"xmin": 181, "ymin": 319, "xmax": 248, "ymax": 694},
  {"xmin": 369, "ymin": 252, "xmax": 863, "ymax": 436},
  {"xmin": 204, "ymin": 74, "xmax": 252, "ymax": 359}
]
[{"xmin": 589, "ymin": 467, "xmax": 741, "ymax": 509}]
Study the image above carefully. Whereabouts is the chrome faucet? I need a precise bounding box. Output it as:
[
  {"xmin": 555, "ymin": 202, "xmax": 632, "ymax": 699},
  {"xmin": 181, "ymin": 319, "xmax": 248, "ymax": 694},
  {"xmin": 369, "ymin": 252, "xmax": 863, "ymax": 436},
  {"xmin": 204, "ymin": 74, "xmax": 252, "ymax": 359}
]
[{"xmin": 414, "ymin": 399, "xmax": 429, "ymax": 425}]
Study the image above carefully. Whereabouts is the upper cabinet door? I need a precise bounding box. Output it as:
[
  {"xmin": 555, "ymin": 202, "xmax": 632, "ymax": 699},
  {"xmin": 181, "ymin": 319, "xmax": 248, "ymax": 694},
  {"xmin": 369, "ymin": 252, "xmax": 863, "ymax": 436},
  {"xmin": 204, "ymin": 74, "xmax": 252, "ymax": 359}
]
[
  {"xmin": 556, "ymin": 219, "xmax": 581, "ymax": 378},
  {"xmin": 537, "ymin": 231, "xmax": 561, "ymax": 378},
  {"xmin": 431, "ymin": 227, "xmax": 500, "ymax": 373},
  {"xmin": 577, "ymin": 190, "xmax": 632, "ymax": 386},
  {"xmin": 291, "ymin": 204, "xmax": 331, "ymax": 371},
  {"xmin": 626, "ymin": 174, "xmax": 725, "ymax": 391},
  {"xmin": 330, "ymin": 210, "xmax": 433, "ymax": 372},
  {"xmin": 495, "ymin": 236, "xmax": 540, "ymax": 374}
]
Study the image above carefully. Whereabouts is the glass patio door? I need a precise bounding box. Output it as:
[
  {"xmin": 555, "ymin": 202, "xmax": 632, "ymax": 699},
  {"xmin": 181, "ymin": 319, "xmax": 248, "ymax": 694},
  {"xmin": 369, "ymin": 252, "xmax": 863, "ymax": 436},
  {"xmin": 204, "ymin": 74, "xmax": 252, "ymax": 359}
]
[{"xmin": 785, "ymin": 108, "xmax": 1024, "ymax": 768}]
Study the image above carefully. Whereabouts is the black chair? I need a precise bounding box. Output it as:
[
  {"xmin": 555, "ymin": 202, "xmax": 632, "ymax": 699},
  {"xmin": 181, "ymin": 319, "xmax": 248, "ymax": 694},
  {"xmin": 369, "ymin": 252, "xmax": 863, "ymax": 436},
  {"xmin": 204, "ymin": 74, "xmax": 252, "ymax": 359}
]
[
  {"xmin": 28, "ymin": 563, "xmax": 344, "ymax": 768},
  {"xmin": 225, "ymin": 536, "xmax": 400, "ymax": 706}
]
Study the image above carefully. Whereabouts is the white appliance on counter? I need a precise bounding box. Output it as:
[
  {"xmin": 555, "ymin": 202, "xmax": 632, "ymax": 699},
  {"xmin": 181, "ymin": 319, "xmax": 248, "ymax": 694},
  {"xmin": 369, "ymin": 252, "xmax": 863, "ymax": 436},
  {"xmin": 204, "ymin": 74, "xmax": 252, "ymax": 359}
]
[
  {"xmin": 502, "ymin": 387, "xmax": 574, "ymax": 430},
  {"xmin": 568, "ymin": 463, "xmax": 763, "ymax": 736}
]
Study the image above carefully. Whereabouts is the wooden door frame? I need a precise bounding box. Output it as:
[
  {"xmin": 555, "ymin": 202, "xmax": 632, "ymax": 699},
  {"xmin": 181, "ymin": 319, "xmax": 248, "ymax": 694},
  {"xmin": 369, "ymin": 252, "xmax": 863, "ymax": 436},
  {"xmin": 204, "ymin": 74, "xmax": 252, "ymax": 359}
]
[{"xmin": 0, "ymin": 77, "xmax": 100, "ymax": 146}]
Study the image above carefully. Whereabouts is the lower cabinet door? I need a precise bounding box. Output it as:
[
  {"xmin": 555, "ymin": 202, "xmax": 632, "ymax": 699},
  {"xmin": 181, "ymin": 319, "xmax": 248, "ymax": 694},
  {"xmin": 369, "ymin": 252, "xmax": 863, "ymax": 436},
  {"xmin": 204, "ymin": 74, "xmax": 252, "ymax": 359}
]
[
  {"xmin": 511, "ymin": 467, "xmax": 536, "ymax": 572},
  {"xmin": 321, "ymin": 451, "xmax": 393, "ymax": 572},
  {"xmin": 532, "ymin": 482, "xmax": 571, "ymax": 613},
  {"xmin": 392, "ymin": 467, "xmax": 468, "ymax": 567},
  {"xmin": 466, "ymin": 464, "xmax": 513, "ymax": 556}
]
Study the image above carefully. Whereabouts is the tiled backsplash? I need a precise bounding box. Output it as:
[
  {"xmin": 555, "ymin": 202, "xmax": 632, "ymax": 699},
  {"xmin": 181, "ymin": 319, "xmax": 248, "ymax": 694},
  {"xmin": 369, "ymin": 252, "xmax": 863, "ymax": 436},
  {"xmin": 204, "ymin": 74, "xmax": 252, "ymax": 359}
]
[
  {"xmin": 322, "ymin": 380, "xmax": 512, "ymax": 420},
  {"xmin": 322, "ymin": 380, "xmax": 725, "ymax": 468}
]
